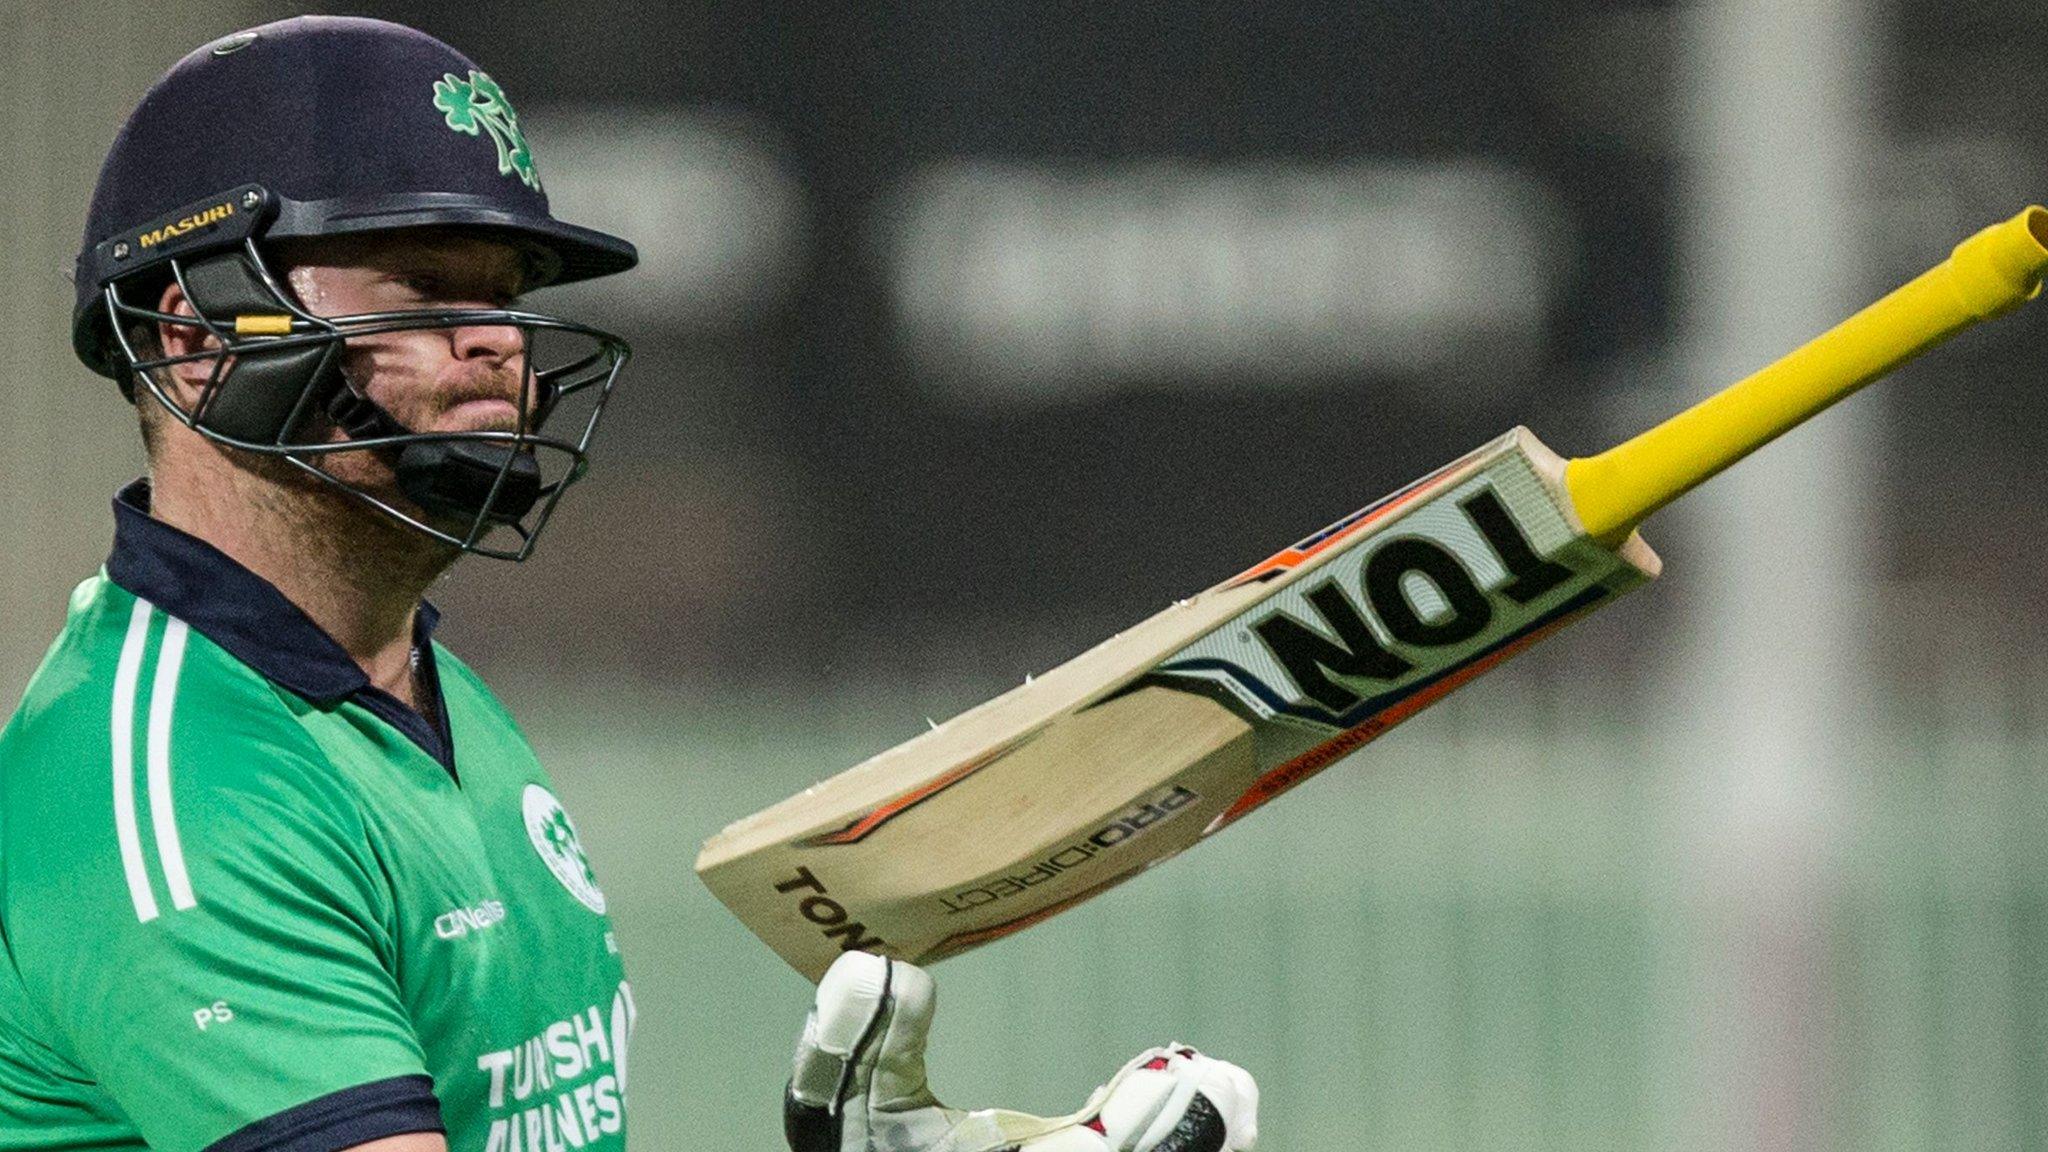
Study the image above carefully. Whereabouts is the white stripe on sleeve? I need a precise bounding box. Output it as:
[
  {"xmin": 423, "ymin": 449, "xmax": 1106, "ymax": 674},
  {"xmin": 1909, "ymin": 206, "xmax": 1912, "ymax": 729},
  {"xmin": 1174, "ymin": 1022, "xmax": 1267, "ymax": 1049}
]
[
  {"xmin": 111, "ymin": 599, "xmax": 159, "ymax": 923},
  {"xmin": 147, "ymin": 617, "xmax": 196, "ymax": 911}
]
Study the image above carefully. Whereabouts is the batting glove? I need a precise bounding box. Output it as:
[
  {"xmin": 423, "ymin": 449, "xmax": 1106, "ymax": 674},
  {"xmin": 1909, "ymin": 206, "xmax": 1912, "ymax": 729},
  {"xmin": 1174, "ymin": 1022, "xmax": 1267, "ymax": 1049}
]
[{"xmin": 785, "ymin": 951, "xmax": 1258, "ymax": 1152}]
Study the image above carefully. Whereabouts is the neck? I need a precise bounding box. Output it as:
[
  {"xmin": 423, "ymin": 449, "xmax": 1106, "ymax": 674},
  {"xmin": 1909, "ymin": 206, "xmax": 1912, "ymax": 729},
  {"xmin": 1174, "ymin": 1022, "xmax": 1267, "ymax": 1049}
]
[{"xmin": 147, "ymin": 450, "xmax": 458, "ymax": 707}]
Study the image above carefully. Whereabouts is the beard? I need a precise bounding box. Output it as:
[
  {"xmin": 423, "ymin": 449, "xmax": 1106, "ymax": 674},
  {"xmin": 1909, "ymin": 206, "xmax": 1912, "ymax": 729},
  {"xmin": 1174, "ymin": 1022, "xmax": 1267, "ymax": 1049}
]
[
  {"xmin": 377, "ymin": 359, "xmax": 536, "ymax": 437},
  {"xmin": 249, "ymin": 355, "xmax": 537, "ymax": 544}
]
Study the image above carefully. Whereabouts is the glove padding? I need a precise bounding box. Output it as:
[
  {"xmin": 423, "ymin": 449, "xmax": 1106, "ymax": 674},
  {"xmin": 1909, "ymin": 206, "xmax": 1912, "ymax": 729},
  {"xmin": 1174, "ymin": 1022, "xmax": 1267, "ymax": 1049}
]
[{"xmin": 786, "ymin": 951, "xmax": 1257, "ymax": 1152}]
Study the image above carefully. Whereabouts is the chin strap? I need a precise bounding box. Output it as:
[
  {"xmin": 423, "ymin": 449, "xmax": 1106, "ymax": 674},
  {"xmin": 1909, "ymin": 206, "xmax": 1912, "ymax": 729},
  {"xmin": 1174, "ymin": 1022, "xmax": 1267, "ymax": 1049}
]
[{"xmin": 323, "ymin": 383, "xmax": 542, "ymax": 524}]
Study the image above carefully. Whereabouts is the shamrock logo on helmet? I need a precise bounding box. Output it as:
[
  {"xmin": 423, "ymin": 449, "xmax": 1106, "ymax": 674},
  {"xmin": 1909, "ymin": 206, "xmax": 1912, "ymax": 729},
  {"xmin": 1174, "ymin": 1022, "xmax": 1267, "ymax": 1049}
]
[{"xmin": 432, "ymin": 69, "xmax": 541, "ymax": 191}]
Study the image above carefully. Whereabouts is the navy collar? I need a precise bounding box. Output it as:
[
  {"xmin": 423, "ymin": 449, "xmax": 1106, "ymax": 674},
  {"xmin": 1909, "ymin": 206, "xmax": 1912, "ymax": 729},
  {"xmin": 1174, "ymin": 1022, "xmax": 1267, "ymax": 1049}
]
[{"xmin": 105, "ymin": 479, "xmax": 454, "ymax": 772}]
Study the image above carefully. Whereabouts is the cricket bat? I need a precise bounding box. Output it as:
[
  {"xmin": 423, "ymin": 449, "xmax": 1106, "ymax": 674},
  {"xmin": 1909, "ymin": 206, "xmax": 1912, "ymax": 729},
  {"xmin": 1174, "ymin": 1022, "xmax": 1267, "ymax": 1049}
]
[{"xmin": 699, "ymin": 208, "xmax": 2048, "ymax": 982}]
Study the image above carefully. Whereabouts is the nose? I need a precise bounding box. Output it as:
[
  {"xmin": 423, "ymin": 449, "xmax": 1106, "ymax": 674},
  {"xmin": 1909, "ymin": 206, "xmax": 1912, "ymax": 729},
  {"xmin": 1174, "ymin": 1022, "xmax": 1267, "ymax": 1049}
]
[{"xmin": 451, "ymin": 319, "xmax": 522, "ymax": 363}]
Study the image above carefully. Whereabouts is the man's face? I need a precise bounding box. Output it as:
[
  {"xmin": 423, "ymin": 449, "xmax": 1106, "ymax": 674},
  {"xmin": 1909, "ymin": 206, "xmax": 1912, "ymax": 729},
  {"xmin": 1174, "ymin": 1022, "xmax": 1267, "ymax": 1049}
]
[
  {"xmin": 154, "ymin": 229, "xmax": 537, "ymax": 528},
  {"xmin": 279, "ymin": 230, "xmax": 532, "ymax": 439}
]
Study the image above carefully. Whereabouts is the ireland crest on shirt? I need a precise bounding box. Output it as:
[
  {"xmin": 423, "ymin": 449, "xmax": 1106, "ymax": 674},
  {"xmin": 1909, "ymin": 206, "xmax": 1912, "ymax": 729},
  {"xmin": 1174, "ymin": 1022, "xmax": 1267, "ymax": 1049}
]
[{"xmin": 523, "ymin": 784, "xmax": 607, "ymax": 914}]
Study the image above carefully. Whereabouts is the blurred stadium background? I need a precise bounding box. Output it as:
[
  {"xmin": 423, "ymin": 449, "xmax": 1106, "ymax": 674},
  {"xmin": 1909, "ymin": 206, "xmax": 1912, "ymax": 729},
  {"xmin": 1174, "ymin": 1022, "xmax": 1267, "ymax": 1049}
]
[{"xmin": 6, "ymin": 2, "xmax": 2047, "ymax": 1148}]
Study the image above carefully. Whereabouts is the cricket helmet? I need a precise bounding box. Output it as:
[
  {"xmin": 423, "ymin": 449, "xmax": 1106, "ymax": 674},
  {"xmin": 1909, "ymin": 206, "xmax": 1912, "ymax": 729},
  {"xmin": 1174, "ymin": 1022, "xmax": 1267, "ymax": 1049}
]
[{"xmin": 73, "ymin": 15, "xmax": 637, "ymax": 560}]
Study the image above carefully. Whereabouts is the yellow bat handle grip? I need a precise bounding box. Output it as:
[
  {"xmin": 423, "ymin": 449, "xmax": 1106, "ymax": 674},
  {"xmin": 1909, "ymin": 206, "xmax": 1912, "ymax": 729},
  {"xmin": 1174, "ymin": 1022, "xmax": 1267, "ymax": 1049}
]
[{"xmin": 1565, "ymin": 206, "xmax": 2048, "ymax": 546}]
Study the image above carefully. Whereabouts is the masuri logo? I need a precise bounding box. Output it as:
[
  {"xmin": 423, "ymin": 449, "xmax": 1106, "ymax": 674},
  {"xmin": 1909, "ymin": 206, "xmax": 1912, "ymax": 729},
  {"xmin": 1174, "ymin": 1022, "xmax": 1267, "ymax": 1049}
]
[{"xmin": 138, "ymin": 201, "xmax": 235, "ymax": 249}]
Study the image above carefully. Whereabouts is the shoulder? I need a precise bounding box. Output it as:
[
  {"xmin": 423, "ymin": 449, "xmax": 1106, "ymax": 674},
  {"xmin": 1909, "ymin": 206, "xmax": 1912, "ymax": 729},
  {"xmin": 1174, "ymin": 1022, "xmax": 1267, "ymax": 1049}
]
[
  {"xmin": 5, "ymin": 577, "xmax": 336, "ymax": 790},
  {"xmin": 2, "ymin": 575, "xmax": 142, "ymax": 739},
  {"xmin": 2, "ymin": 580, "xmax": 370, "ymax": 921},
  {"xmin": 432, "ymin": 641, "xmax": 527, "ymax": 734},
  {"xmin": 431, "ymin": 642, "xmax": 496, "ymax": 704}
]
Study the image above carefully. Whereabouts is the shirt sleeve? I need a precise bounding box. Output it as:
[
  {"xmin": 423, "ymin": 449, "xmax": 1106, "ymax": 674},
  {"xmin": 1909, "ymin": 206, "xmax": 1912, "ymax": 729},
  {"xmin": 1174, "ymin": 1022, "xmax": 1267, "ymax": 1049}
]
[{"xmin": 5, "ymin": 675, "xmax": 441, "ymax": 1152}]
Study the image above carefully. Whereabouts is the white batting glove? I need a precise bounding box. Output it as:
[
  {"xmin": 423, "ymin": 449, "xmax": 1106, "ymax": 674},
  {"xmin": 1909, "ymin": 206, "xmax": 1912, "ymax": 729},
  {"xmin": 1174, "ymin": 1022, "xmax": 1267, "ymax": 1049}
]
[{"xmin": 784, "ymin": 952, "xmax": 1258, "ymax": 1152}]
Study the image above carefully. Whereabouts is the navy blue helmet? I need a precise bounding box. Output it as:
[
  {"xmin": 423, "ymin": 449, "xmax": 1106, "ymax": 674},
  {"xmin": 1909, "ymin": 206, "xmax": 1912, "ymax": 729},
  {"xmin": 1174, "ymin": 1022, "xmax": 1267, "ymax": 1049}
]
[{"xmin": 73, "ymin": 16, "xmax": 637, "ymax": 560}]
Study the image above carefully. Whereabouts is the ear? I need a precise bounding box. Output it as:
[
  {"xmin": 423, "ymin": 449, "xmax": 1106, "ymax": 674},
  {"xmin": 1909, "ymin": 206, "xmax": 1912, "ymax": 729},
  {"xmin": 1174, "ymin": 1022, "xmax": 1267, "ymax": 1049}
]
[{"xmin": 150, "ymin": 278, "xmax": 221, "ymax": 410}]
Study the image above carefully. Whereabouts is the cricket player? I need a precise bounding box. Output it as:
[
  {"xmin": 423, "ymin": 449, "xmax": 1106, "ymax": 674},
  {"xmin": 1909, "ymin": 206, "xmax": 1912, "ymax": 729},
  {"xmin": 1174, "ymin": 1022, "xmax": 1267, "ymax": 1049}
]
[{"xmin": 0, "ymin": 16, "xmax": 1257, "ymax": 1152}]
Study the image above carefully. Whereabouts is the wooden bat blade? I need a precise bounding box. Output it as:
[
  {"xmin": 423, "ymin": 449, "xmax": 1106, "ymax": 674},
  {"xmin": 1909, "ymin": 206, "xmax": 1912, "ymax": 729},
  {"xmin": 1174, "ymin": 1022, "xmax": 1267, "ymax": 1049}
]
[{"xmin": 697, "ymin": 432, "xmax": 1655, "ymax": 980}]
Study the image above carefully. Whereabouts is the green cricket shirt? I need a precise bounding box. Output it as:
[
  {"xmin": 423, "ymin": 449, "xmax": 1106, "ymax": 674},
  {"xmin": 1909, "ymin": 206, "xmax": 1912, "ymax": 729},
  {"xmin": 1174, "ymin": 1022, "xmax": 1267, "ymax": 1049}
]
[{"xmin": 0, "ymin": 482, "xmax": 633, "ymax": 1152}]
